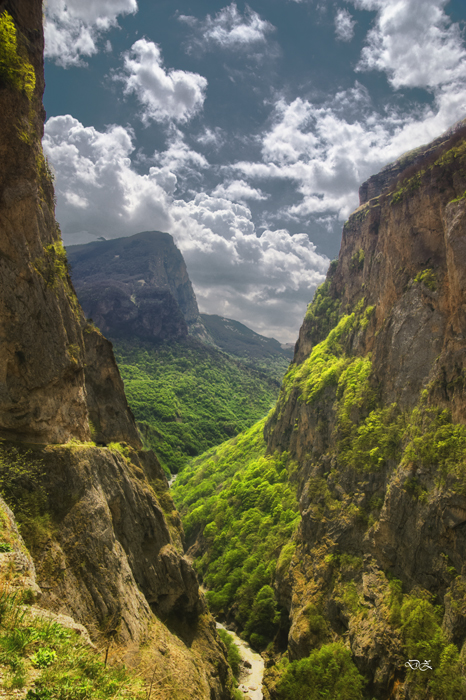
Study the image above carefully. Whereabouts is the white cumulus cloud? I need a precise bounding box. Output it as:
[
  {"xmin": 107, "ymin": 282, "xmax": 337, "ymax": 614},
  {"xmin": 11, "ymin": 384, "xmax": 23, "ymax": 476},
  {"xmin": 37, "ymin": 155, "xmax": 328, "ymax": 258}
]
[
  {"xmin": 233, "ymin": 73, "xmax": 466, "ymax": 222},
  {"xmin": 118, "ymin": 39, "xmax": 208, "ymax": 124},
  {"xmin": 179, "ymin": 3, "xmax": 275, "ymax": 52},
  {"xmin": 211, "ymin": 180, "xmax": 269, "ymax": 202},
  {"xmin": 45, "ymin": 0, "xmax": 138, "ymax": 67},
  {"xmin": 352, "ymin": 0, "xmax": 466, "ymax": 89},
  {"xmin": 44, "ymin": 116, "xmax": 329, "ymax": 342},
  {"xmin": 335, "ymin": 9, "xmax": 356, "ymax": 42},
  {"xmin": 231, "ymin": 0, "xmax": 466, "ymax": 223}
]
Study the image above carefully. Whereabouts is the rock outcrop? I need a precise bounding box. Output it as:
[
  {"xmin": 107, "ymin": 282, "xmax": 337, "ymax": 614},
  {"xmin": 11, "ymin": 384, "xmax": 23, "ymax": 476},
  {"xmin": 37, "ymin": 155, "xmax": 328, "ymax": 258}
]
[
  {"xmin": 263, "ymin": 123, "xmax": 466, "ymax": 698},
  {"xmin": 0, "ymin": 3, "xmax": 233, "ymax": 697},
  {"xmin": 66, "ymin": 231, "xmax": 202, "ymax": 342}
]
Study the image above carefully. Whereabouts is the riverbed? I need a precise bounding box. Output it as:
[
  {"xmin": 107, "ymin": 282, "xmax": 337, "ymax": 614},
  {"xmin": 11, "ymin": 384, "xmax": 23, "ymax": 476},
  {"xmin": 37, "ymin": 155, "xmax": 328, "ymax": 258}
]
[{"xmin": 216, "ymin": 622, "xmax": 264, "ymax": 700}]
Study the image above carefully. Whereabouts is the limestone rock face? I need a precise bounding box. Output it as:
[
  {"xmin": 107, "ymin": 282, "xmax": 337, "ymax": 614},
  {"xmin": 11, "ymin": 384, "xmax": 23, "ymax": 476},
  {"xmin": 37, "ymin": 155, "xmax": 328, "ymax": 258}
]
[
  {"xmin": 33, "ymin": 444, "xmax": 199, "ymax": 640},
  {"xmin": 265, "ymin": 124, "xmax": 466, "ymax": 699},
  {"xmin": 83, "ymin": 325, "xmax": 142, "ymax": 447},
  {"xmin": 66, "ymin": 231, "xmax": 201, "ymax": 341},
  {"xmin": 0, "ymin": 4, "xmax": 234, "ymax": 697},
  {"xmin": 0, "ymin": 0, "xmax": 90, "ymax": 444}
]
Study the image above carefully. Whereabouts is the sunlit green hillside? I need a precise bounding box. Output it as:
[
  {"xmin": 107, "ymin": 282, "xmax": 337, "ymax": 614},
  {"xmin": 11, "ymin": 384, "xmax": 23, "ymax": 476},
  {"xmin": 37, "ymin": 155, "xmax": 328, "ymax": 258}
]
[
  {"xmin": 172, "ymin": 419, "xmax": 300, "ymax": 650},
  {"xmin": 113, "ymin": 338, "xmax": 282, "ymax": 474}
]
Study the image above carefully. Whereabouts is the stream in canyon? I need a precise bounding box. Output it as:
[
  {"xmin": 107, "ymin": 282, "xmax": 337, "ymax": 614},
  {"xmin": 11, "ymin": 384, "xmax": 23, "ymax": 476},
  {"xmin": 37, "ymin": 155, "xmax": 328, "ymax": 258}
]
[
  {"xmin": 169, "ymin": 478, "xmax": 264, "ymax": 698},
  {"xmin": 216, "ymin": 622, "xmax": 264, "ymax": 700}
]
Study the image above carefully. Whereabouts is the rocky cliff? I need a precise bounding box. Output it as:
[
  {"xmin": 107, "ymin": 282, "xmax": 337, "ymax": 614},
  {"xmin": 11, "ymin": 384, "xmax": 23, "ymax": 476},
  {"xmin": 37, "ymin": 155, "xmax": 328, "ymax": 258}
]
[
  {"xmin": 263, "ymin": 123, "xmax": 466, "ymax": 698},
  {"xmin": 66, "ymin": 231, "xmax": 202, "ymax": 342},
  {"xmin": 0, "ymin": 3, "xmax": 233, "ymax": 698}
]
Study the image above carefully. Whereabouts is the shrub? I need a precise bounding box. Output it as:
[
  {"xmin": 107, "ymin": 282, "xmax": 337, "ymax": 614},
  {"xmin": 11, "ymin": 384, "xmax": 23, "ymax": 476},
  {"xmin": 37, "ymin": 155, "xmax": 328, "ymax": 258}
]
[
  {"xmin": 275, "ymin": 642, "xmax": 366, "ymax": 700},
  {"xmin": 218, "ymin": 629, "xmax": 242, "ymax": 679},
  {"xmin": 0, "ymin": 11, "xmax": 35, "ymax": 99}
]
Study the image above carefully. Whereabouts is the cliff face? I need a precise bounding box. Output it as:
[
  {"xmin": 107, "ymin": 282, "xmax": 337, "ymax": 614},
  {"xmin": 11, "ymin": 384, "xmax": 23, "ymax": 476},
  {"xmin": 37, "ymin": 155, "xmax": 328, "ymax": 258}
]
[
  {"xmin": 0, "ymin": 4, "xmax": 233, "ymax": 697},
  {"xmin": 0, "ymin": 0, "xmax": 90, "ymax": 445},
  {"xmin": 66, "ymin": 231, "xmax": 202, "ymax": 342},
  {"xmin": 264, "ymin": 125, "xmax": 466, "ymax": 698}
]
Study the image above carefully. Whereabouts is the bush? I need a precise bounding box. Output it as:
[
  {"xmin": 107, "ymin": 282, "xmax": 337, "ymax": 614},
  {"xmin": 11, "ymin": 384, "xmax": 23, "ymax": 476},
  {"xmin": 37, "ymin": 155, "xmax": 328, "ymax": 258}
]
[
  {"xmin": 218, "ymin": 629, "xmax": 242, "ymax": 679},
  {"xmin": 275, "ymin": 642, "xmax": 366, "ymax": 700}
]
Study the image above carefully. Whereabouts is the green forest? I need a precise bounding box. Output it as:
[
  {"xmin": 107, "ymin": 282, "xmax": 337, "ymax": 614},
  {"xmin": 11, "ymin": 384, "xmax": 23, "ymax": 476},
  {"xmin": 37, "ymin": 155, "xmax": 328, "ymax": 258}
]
[
  {"xmin": 172, "ymin": 418, "xmax": 300, "ymax": 650},
  {"xmin": 113, "ymin": 338, "xmax": 283, "ymax": 474}
]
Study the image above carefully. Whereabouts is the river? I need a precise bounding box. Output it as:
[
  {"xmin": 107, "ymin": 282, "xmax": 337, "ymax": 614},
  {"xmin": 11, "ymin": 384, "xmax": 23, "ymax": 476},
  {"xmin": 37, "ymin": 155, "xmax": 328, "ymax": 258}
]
[{"xmin": 216, "ymin": 622, "xmax": 264, "ymax": 700}]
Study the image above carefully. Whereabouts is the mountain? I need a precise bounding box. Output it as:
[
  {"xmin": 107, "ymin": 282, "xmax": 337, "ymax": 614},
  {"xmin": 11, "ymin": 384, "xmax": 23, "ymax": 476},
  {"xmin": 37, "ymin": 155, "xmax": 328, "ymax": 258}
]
[
  {"xmin": 113, "ymin": 337, "xmax": 281, "ymax": 474},
  {"xmin": 66, "ymin": 231, "xmax": 291, "ymax": 472},
  {"xmin": 198, "ymin": 314, "xmax": 293, "ymax": 381},
  {"xmin": 66, "ymin": 231, "xmax": 202, "ymax": 341},
  {"xmin": 0, "ymin": 4, "xmax": 233, "ymax": 698},
  {"xmin": 67, "ymin": 231, "xmax": 292, "ymax": 378},
  {"xmin": 173, "ymin": 122, "xmax": 466, "ymax": 700}
]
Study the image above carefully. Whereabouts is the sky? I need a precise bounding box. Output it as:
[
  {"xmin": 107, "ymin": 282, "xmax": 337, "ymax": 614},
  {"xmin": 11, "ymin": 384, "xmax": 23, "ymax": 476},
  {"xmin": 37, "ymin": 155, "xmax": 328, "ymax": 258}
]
[{"xmin": 43, "ymin": 0, "xmax": 466, "ymax": 343}]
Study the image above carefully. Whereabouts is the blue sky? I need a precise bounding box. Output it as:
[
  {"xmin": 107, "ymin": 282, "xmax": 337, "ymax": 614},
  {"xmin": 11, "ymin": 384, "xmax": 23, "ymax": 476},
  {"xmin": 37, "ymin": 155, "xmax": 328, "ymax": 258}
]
[{"xmin": 43, "ymin": 0, "xmax": 466, "ymax": 342}]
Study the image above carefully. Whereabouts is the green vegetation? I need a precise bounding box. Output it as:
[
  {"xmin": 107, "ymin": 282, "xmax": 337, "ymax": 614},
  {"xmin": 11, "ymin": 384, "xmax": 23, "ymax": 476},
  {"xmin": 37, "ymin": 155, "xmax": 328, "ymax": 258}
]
[
  {"xmin": 401, "ymin": 406, "xmax": 466, "ymax": 491},
  {"xmin": 217, "ymin": 629, "xmax": 242, "ymax": 679},
  {"xmin": 199, "ymin": 314, "xmax": 292, "ymax": 382},
  {"xmin": 0, "ymin": 11, "xmax": 35, "ymax": 99},
  {"xmin": 0, "ymin": 588, "xmax": 145, "ymax": 698},
  {"xmin": 0, "ymin": 446, "xmax": 53, "ymax": 556},
  {"xmin": 388, "ymin": 581, "xmax": 466, "ymax": 699},
  {"xmin": 283, "ymin": 313, "xmax": 357, "ymax": 404},
  {"xmin": 390, "ymin": 170, "xmax": 423, "ymax": 204},
  {"xmin": 449, "ymin": 190, "xmax": 466, "ymax": 204},
  {"xmin": 172, "ymin": 419, "xmax": 300, "ymax": 649},
  {"xmin": 34, "ymin": 242, "xmax": 69, "ymax": 289},
  {"xmin": 414, "ymin": 268, "xmax": 437, "ymax": 291},
  {"xmin": 304, "ymin": 277, "xmax": 341, "ymax": 345},
  {"xmin": 113, "ymin": 339, "xmax": 281, "ymax": 474},
  {"xmin": 350, "ymin": 248, "xmax": 365, "ymax": 270},
  {"xmin": 275, "ymin": 642, "xmax": 366, "ymax": 700}
]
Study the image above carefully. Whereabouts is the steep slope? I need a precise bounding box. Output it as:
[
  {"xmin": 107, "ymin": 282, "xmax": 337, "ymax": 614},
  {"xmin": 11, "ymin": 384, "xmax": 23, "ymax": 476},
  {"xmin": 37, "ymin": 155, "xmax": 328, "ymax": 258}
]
[
  {"xmin": 114, "ymin": 337, "xmax": 281, "ymax": 474},
  {"xmin": 66, "ymin": 231, "xmax": 202, "ymax": 341},
  {"xmin": 199, "ymin": 314, "xmax": 293, "ymax": 382},
  {"xmin": 0, "ymin": 3, "xmax": 234, "ymax": 698},
  {"xmin": 175, "ymin": 123, "xmax": 466, "ymax": 700},
  {"xmin": 263, "ymin": 122, "xmax": 466, "ymax": 699}
]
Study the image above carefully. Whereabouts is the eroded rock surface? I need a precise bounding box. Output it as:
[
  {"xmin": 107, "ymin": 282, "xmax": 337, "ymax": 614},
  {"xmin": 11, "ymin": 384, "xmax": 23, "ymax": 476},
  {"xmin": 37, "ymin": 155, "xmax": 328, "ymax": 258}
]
[{"xmin": 264, "ymin": 124, "xmax": 466, "ymax": 699}]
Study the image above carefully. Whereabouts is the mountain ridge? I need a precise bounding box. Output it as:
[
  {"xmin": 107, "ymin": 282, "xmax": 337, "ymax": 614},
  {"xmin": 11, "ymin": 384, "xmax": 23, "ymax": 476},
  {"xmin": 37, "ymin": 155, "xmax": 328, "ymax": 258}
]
[{"xmin": 174, "ymin": 121, "xmax": 466, "ymax": 700}]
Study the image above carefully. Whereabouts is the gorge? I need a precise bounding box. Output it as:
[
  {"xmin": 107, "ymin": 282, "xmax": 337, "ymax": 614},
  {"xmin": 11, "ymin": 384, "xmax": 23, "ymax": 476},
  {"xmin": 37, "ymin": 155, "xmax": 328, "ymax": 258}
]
[{"xmin": 1, "ymin": 1, "xmax": 466, "ymax": 699}]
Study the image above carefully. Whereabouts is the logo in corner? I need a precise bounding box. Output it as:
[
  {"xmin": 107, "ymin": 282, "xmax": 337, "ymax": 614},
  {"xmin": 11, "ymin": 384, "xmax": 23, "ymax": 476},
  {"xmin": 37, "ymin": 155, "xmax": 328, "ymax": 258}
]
[{"xmin": 405, "ymin": 660, "xmax": 432, "ymax": 671}]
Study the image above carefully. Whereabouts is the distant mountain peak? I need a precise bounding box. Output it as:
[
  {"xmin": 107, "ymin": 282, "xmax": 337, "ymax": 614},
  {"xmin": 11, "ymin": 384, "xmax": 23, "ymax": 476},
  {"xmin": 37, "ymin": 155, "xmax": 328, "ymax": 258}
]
[{"xmin": 66, "ymin": 231, "xmax": 201, "ymax": 342}]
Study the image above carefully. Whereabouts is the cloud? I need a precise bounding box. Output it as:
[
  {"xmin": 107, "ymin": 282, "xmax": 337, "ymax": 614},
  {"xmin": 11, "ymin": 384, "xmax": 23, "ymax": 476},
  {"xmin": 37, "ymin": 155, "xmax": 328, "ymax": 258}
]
[
  {"xmin": 233, "ymin": 67, "xmax": 466, "ymax": 222},
  {"xmin": 118, "ymin": 39, "xmax": 208, "ymax": 124},
  {"xmin": 229, "ymin": 0, "xmax": 466, "ymax": 223},
  {"xmin": 335, "ymin": 9, "xmax": 356, "ymax": 42},
  {"xmin": 211, "ymin": 180, "xmax": 269, "ymax": 202},
  {"xmin": 44, "ymin": 116, "xmax": 328, "ymax": 342},
  {"xmin": 195, "ymin": 127, "xmax": 225, "ymax": 149},
  {"xmin": 45, "ymin": 0, "xmax": 137, "ymax": 67},
  {"xmin": 179, "ymin": 3, "xmax": 275, "ymax": 52},
  {"xmin": 352, "ymin": 0, "xmax": 466, "ymax": 89}
]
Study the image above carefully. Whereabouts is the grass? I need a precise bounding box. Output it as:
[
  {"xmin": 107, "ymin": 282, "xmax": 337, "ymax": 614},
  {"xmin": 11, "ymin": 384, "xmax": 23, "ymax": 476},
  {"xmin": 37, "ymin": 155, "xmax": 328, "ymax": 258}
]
[{"xmin": 0, "ymin": 588, "xmax": 145, "ymax": 699}]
